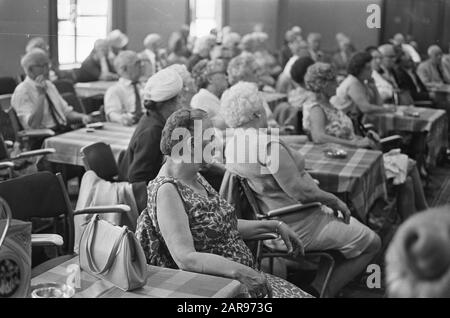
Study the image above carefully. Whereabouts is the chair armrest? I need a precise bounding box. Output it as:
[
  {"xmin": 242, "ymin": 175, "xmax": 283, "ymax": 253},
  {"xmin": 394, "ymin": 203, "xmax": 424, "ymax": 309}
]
[
  {"xmin": 73, "ymin": 204, "xmax": 131, "ymax": 216},
  {"xmin": 245, "ymin": 233, "xmax": 279, "ymax": 242},
  {"xmin": 89, "ymin": 111, "xmax": 102, "ymax": 117},
  {"xmin": 363, "ymin": 123, "xmax": 375, "ymax": 131},
  {"xmin": 18, "ymin": 129, "xmax": 55, "ymax": 138},
  {"xmin": 13, "ymin": 148, "xmax": 56, "ymax": 160},
  {"xmin": 380, "ymin": 135, "xmax": 403, "ymax": 153},
  {"xmin": 0, "ymin": 161, "xmax": 14, "ymax": 169},
  {"xmin": 4, "ymin": 140, "xmax": 14, "ymax": 148},
  {"xmin": 31, "ymin": 234, "xmax": 64, "ymax": 247},
  {"xmin": 261, "ymin": 202, "xmax": 322, "ymax": 219}
]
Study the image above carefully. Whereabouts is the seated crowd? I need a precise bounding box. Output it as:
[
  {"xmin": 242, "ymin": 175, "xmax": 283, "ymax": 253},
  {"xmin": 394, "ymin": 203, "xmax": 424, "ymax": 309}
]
[{"xmin": 3, "ymin": 24, "xmax": 450, "ymax": 298}]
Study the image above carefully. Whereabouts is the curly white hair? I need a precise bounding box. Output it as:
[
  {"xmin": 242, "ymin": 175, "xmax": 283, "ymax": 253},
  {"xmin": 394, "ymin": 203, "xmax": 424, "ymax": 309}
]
[{"xmin": 220, "ymin": 82, "xmax": 264, "ymax": 128}]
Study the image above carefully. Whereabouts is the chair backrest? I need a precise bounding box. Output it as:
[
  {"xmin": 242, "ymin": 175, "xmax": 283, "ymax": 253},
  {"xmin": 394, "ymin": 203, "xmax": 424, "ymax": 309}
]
[
  {"xmin": 80, "ymin": 142, "xmax": 119, "ymax": 182},
  {"xmin": 0, "ymin": 134, "xmax": 10, "ymax": 161},
  {"xmin": 228, "ymin": 173, "xmax": 265, "ymax": 221},
  {"xmin": 0, "ymin": 77, "xmax": 17, "ymax": 95},
  {"xmin": 0, "ymin": 94, "xmax": 12, "ymax": 111},
  {"xmin": 53, "ymin": 79, "xmax": 76, "ymax": 95},
  {"xmin": 6, "ymin": 108, "xmax": 24, "ymax": 140},
  {"xmin": 61, "ymin": 92, "xmax": 86, "ymax": 114},
  {"xmin": 0, "ymin": 98, "xmax": 16, "ymax": 141},
  {"xmin": 0, "ymin": 172, "xmax": 76, "ymax": 253}
]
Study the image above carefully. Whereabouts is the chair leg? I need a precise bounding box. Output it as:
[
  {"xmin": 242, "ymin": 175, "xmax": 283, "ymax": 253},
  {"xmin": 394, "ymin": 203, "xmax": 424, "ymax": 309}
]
[{"xmin": 313, "ymin": 254, "xmax": 335, "ymax": 298}]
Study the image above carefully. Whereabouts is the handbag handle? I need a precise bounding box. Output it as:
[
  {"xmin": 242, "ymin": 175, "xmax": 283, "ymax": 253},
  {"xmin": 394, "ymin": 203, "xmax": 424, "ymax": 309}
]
[
  {"xmin": 0, "ymin": 197, "xmax": 12, "ymax": 249},
  {"xmin": 84, "ymin": 215, "xmax": 128, "ymax": 275}
]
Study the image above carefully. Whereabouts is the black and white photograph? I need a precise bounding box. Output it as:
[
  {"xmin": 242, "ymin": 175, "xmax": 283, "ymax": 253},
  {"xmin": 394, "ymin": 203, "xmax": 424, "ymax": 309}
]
[{"xmin": 0, "ymin": 0, "xmax": 450, "ymax": 301}]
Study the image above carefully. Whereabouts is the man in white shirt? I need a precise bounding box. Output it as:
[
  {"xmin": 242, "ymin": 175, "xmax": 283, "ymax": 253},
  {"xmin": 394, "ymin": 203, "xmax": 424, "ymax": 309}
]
[
  {"xmin": 104, "ymin": 51, "xmax": 144, "ymax": 126},
  {"xmin": 12, "ymin": 49, "xmax": 92, "ymax": 132},
  {"xmin": 191, "ymin": 59, "xmax": 229, "ymax": 130}
]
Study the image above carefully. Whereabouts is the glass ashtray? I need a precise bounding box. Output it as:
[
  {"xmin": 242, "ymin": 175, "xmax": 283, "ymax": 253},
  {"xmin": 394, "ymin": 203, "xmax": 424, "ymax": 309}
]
[
  {"xmin": 31, "ymin": 283, "xmax": 75, "ymax": 298},
  {"xmin": 323, "ymin": 147, "xmax": 348, "ymax": 159}
]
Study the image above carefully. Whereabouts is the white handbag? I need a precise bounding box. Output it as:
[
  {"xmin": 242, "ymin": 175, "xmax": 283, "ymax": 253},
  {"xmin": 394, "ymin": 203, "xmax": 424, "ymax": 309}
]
[{"xmin": 78, "ymin": 215, "xmax": 147, "ymax": 291}]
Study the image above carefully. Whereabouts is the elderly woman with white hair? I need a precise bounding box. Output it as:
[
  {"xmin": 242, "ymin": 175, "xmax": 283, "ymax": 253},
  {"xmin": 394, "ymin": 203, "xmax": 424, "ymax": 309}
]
[
  {"xmin": 187, "ymin": 35, "xmax": 216, "ymax": 71},
  {"xmin": 104, "ymin": 51, "xmax": 144, "ymax": 126},
  {"xmin": 118, "ymin": 68, "xmax": 183, "ymax": 184},
  {"xmin": 222, "ymin": 82, "xmax": 382, "ymax": 298},
  {"xmin": 11, "ymin": 49, "xmax": 93, "ymax": 142},
  {"xmin": 135, "ymin": 107, "xmax": 313, "ymax": 298}
]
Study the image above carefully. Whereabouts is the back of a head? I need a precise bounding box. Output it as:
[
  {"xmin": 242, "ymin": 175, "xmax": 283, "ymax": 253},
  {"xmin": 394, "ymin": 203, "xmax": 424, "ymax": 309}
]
[
  {"xmin": 143, "ymin": 68, "xmax": 183, "ymax": 105},
  {"xmin": 347, "ymin": 52, "xmax": 372, "ymax": 77},
  {"xmin": 304, "ymin": 62, "xmax": 335, "ymax": 93},
  {"xmin": 160, "ymin": 108, "xmax": 209, "ymax": 156},
  {"xmin": 290, "ymin": 56, "xmax": 315, "ymax": 85},
  {"xmin": 193, "ymin": 35, "xmax": 216, "ymax": 55},
  {"xmin": 428, "ymin": 45, "xmax": 442, "ymax": 57},
  {"xmin": 378, "ymin": 43, "xmax": 394, "ymax": 56},
  {"xmin": 227, "ymin": 53, "xmax": 258, "ymax": 85},
  {"xmin": 386, "ymin": 207, "xmax": 450, "ymax": 298},
  {"xmin": 114, "ymin": 50, "xmax": 138, "ymax": 75},
  {"xmin": 307, "ymin": 33, "xmax": 322, "ymax": 43},
  {"xmin": 220, "ymin": 81, "xmax": 263, "ymax": 128},
  {"xmin": 192, "ymin": 59, "xmax": 226, "ymax": 89},
  {"xmin": 144, "ymin": 33, "xmax": 161, "ymax": 49}
]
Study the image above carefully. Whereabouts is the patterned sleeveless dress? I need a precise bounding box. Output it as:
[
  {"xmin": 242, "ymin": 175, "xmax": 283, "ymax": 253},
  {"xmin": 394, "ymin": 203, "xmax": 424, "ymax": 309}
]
[{"xmin": 136, "ymin": 174, "xmax": 313, "ymax": 298}]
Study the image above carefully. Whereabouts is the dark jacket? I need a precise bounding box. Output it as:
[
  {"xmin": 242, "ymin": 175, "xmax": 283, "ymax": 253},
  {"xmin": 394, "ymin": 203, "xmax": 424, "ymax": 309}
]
[
  {"xmin": 118, "ymin": 110, "xmax": 166, "ymax": 184},
  {"xmin": 393, "ymin": 66, "xmax": 431, "ymax": 102},
  {"xmin": 74, "ymin": 52, "xmax": 115, "ymax": 83}
]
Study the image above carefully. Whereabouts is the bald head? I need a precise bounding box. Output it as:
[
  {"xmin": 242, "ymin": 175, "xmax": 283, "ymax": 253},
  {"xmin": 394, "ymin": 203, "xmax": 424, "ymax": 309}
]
[
  {"xmin": 428, "ymin": 45, "xmax": 443, "ymax": 65},
  {"xmin": 143, "ymin": 34, "xmax": 162, "ymax": 51},
  {"xmin": 379, "ymin": 44, "xmax": 397, "ymax": 69},
  {"xmin": 21, "ymin": 48, "xmax": 50, "ymax": 79}
]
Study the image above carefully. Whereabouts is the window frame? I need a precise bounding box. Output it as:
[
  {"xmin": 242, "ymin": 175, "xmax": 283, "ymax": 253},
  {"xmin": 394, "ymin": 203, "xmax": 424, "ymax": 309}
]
[
  {"xmin": 51, "ymin": 0, "xmax": 112, "ymax": 69},
  {"xmin": 189, "ymin": 0, "xmax": 224, "ymax": 38}
]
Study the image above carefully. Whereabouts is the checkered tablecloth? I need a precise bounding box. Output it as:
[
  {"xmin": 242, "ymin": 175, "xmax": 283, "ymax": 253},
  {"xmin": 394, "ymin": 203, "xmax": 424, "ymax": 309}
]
[
  {"xmin": 31, "ymin": 257, "xmax": 243, "ymax": 298},
  {"xmin": 291, "ymin": 143, "xmax": 387, "ymax": 221},
  {"xmin": 365, "ymin": 106, "xmax": 448, "ymax": 166},
  {"xmin": 43, "ymin": 123, "xmax": 134, "ymax": 166}
]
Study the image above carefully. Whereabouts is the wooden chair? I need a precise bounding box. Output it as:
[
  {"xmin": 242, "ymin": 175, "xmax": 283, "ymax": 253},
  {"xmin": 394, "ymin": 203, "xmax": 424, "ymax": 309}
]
[
  {"xmin": 229, "ymin": 173, "xmax": 338, "ymax": 298},
  {"xmin": 0, "ymin": 171, "xmax": 130, "ymax": 278}
]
